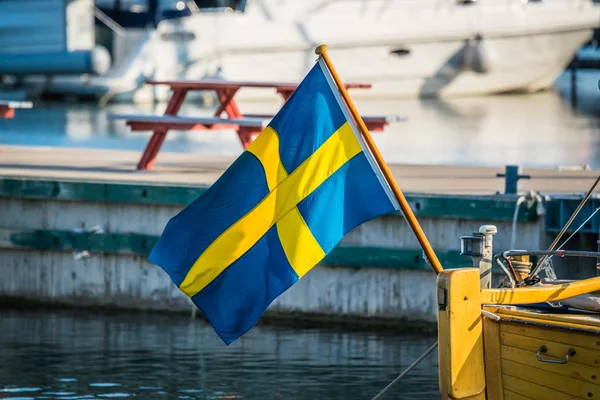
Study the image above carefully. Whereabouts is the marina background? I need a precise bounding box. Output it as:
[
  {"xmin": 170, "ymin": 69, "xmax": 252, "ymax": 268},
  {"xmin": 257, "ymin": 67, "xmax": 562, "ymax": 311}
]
[
  {"xmin": 1, "ymin": 1, "xmax": 600, "ymax": 399},
  {"xmin": 0, "ymin": 69, "xmax": 598, "ymax": 168}
]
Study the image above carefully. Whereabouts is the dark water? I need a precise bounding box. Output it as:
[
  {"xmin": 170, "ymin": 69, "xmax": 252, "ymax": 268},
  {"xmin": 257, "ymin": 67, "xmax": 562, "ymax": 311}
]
[
  {"xmin": 0, "ymin": 70, "xmax": 599, "ymax": 169},
  {"xmin": 0, "ymin": 309, "xmax": 439, "ymax": 400}
]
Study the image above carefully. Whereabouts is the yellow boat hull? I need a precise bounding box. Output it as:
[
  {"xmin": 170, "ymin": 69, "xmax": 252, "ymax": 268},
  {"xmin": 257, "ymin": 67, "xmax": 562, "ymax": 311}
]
[{"xmin": 438, "ymin": 268, "xmax": 600, "ymax": 400}]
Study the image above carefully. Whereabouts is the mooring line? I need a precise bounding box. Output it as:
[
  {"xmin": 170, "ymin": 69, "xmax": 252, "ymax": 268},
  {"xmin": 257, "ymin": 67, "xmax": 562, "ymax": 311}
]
[
  {"xmin": 530, "ymin": 172, "xmax": 600, "ymax": 279},
  {"xmin": 370, "ymin": 341, "xmax": 438, "ymax": 400}
]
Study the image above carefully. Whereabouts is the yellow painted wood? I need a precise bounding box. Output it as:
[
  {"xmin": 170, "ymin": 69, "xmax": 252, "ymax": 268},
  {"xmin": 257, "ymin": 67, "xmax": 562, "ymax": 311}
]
[
  {"xmin": 483, "ymin": 307, "xmax": 504, "ymax": 400},
  {"xmin": 437, "ymin": 268, "xmax": 486, "ymax": 399},
  {"xmin": 481, "ymin": 277, "xmax": 600, "ymax": 305},
  {"xmin": 501, "ymin": 323, "xmax": 600, "ymax": 352},
  {"xmin": 502, "ymin": 358, "xmax": 600, "ymax": 398},
  {"xmin": 440, "ymin": 326, "xmax": 450, "ymax": 397},
  {"xmin": 501, "ymin": 331, "xmax": 600, "ymax": 369},
  {"xmin": 501, "ymin": 345, "xmax": 600, "ymax": 386},
  {"xmin": 448, "ymin": 393, "xmax": 486, "ymax": 400},
  {"xmin": 504, "ymin": 390, "xmax": 533, "ymax": 400},
  {"xmin": 496, "ymin": 307, "xmax": 600, "ymax": 329},
  {"xmin": 503, "ymin": 375, "xmax": 580, "ymax": 400}
]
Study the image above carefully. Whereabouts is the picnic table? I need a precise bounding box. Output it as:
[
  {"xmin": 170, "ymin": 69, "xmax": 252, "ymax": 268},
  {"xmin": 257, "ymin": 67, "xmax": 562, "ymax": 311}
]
[
  {"xmin": 109, "ymin": 80, "xmax": 401, "ymax": 170},
  {"xmin": 0, "ymin": 100, "xmax": 33, "ymax": 152},
  {"xmin": 0, "ymin": 100, "xmax": 32, "ymax": 119}
]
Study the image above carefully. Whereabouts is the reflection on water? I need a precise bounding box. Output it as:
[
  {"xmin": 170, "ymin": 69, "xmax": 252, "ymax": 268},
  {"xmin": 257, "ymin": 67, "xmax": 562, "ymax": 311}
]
[
  {"xmin": 0, "ymin": 70, "xmax": 598, "ymax": 169},
  {"xmin": 0, "ymin": 309, "xmax": 439, "ymax": 399}
]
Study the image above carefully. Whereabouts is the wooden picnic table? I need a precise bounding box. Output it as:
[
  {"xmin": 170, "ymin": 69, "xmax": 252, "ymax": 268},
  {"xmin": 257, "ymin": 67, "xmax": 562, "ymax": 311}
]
[
  {"xmin": 0, "ymin": 100, "xmax": 32, "ymax": 119},
  {"xmin": 0, "ymin": 100, "xmax": 33, "ymax": 152},
  {"xmin": 111, "ymin": 79, "xmax": 395, "ymax": 170}
]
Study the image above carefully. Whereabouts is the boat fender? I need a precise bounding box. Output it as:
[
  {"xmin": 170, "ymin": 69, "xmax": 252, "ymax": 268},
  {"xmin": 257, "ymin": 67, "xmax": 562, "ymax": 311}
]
[
  {"xmin": 91, "ymin": 45, "xmax": 112, "ymax": 75},
  {"xmin": 463, "ymin": 34, "xmax": 491, "ymax": 74}
]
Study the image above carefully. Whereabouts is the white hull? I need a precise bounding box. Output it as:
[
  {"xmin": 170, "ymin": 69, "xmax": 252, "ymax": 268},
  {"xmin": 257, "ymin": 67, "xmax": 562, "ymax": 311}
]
[{"xmin": 22, "ymin": 0, "xmax": 600, "ymax": 103}]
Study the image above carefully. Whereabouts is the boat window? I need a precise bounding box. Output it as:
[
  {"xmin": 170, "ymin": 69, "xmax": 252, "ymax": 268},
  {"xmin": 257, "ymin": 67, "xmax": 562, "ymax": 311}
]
[
  {"xmin": 190, "ymin": 0, "xmax": 246, "ymax": 11},
  {"xmin": 95, "ymin": 0, "xmax": 192, "ymax": 27},
  {"xmin": 95, "ymin": 0, "xmax": 149, "ymax": 12},
  {"xmin": 119, "ymin": 0, "xmax": 150, "ymax": 12}
]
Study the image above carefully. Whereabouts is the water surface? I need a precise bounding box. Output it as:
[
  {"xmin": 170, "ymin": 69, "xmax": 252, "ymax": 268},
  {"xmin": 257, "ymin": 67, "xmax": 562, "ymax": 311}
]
[{"xmin": 0, "ymin": 309, "xmax": 439, "ymax": 399}]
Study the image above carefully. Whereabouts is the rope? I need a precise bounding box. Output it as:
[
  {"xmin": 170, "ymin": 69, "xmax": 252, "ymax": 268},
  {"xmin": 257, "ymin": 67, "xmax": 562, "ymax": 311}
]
[
  {"xmin": 556, "ymin": 206, "xmax": 600, "ymax": 252},
  {"xmin": 370, "ymin": 341, "xmax": 438, "ymax": 400},
  {"xmin": 537, "ymin": 206, "xmax": 600, "ymax": 273},
  {"xmin": 511, "ymin": 195, "xmax": 527, "ymax": 250},
  {"xmin": 540, "ymin": 207, "xmax": 600, "ymax": 282},
  {"xmin": 530, "ymin": 173, "xmax": 600, "ymax": 279},
  {"xmin": 511, "ymin": 191, "xmax": 544, "ymax": 253}
]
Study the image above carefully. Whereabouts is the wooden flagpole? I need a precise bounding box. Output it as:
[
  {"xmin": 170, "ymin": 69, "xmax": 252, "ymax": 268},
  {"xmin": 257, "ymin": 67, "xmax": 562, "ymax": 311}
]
[{"xmin": 315, "ymin": 44, "xmax": 444, "ymax": 274}]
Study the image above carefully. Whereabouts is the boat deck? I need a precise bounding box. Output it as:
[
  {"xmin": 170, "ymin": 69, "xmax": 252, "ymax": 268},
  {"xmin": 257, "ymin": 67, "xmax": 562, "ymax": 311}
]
[
  {"xmin": 494, "ymin": 305, "xmax": 600, "ymax": 331},
  {"xmin": 0, "ymin": 145, "xmax": 599, "ymax": 195}
]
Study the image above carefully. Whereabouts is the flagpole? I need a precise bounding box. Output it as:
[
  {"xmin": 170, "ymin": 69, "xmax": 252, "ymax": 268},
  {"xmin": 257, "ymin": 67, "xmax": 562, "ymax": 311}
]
[{"xmin": 315, "ymin": 44, "xmax": 444, "ymax": 275}]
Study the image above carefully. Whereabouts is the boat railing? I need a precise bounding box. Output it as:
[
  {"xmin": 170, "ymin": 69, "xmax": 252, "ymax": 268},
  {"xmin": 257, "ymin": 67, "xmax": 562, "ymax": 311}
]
[
  {"xmin": 94, "ymin": 7, "xmax": 127, "ymax": 37},
  {"xmin": 495, "ymin": 249, "xmax": 600, "ymax": 288},
  {"xmin": 503, "ymin": 249, "xmax": 600, "ymax": 258}
]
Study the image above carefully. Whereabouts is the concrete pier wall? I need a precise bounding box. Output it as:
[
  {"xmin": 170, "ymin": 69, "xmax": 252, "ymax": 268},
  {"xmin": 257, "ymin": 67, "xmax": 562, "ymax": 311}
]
[{"xmin": 0, "ymin": 177, "xmax": 553, "ymax": 327}]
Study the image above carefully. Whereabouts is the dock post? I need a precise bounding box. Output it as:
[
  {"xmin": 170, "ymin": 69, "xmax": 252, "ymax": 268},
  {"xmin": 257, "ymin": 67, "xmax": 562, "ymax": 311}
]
[
  {"xmin": 571, "ymin": 55, "xmax": 578, "ymax": 109},
  {"xmin": 496, "ymin": 165, "xmax": 531, "ymax": 195}
]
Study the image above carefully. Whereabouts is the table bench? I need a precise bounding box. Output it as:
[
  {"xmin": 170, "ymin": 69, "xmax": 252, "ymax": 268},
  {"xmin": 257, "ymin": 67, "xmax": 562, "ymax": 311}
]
[
  {"xmin": 109, "ymin": 114, "xmax": 270, "ymax": 147},
  {"xmin": 0, "ymin": 100, "xmax": 32, "ymax": 119},
  {"xmin": 0, "ymin": 100, "xmax": 33, "ymax": 152},
  {"xmin": 109, "ymin": 80, "xmax": 400, "ymax": 170}
]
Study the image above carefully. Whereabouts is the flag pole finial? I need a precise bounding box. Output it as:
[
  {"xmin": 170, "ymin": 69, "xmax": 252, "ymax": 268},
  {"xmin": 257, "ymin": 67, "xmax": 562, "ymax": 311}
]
[{"xmin": 315, "ymin": 45, "xmax": 328, "ymax": 55}]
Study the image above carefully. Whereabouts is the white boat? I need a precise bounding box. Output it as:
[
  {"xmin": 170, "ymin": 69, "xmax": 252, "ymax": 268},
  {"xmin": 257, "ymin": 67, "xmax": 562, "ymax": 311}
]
[{"xmin": 14, "ymin": 0, "xmax": 600, "ymax": 103}]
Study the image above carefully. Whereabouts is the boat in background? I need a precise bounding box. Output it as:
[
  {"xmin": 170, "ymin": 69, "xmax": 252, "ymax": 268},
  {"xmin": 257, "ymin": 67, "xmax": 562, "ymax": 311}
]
[{"xmin": 2, "ymin": 0, "xmax": 600, "ymax": 103}]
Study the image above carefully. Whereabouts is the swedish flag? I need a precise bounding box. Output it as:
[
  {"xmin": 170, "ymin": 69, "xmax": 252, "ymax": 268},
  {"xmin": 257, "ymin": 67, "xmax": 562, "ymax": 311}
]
[{"xmin": 149, "ymin": 59, "xmax": 400, "ymax": 344}]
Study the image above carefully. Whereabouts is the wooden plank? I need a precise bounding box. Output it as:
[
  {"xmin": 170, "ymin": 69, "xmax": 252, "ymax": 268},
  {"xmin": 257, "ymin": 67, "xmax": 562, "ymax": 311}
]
[
  {"xmin": 108, "ymin": 114, "xmax": 269, "ymax": 127},
  {"xmin": 111, "ymin": 114, "xmax": 397, "ymax": 126},
  {"xmin": 501, "ymin": 345, "xmax": 600, "ymax": 386},
  {"xmin": 501, "ymin": 324, "xmax": 600, "ymax": 351},
  {"xmin": 495, "ymin": 309, "xmax": 600, "ymax": 330},
  {"xmin": 483, "ymin": 309, "xmax": 504, "ymax": 400},
  {"xmin": 0, "ymin": 228, "xmax": 466, "ymax": 269},
  {"xmin": 497, "ymin": 308, "xmax": 600, "ymax": 329},
  {"xmin": 483, "ymin": 280, "xmax": 600, "ymax": 306},
  {"xmin": 502, "ymin": 358, "xmax": 600, "ymax": 398},
  {"xmin": 241, "ymin": 114, "xmax": 404, "ymax": 124},
  {"xmin": 503, "ymin": 375, "xmax": 580, "ymax": 400},
  {"xmin": 504, "ymin": 390, "xmax": 534, "ymax": 400},
  {"xmin": 240, "ymin": 113, "xmax": 402, "ymax": 131},
  {"xmin": 145, "ymin": 79, "xmax": 371, "ymax": 91},
  {"xmin": 126, "ymin": 122, "xmax": 241, "ymax": 132},
  {"xmin": 502, "ymin": 331, "xmax": 600, "ymax": 369}
]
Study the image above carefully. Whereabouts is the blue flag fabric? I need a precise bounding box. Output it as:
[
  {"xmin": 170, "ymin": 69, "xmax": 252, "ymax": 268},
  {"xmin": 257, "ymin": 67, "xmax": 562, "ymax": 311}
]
[{"xmin": 149, "ymin": 59, "xmax": 399, "ymax": 345}]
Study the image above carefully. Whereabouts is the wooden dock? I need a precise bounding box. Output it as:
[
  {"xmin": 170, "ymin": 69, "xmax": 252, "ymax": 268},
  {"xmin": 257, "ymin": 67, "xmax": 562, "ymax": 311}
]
[{"xmin": 0, "ymin": 145, "xmax": 598, "ymax": 195}]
